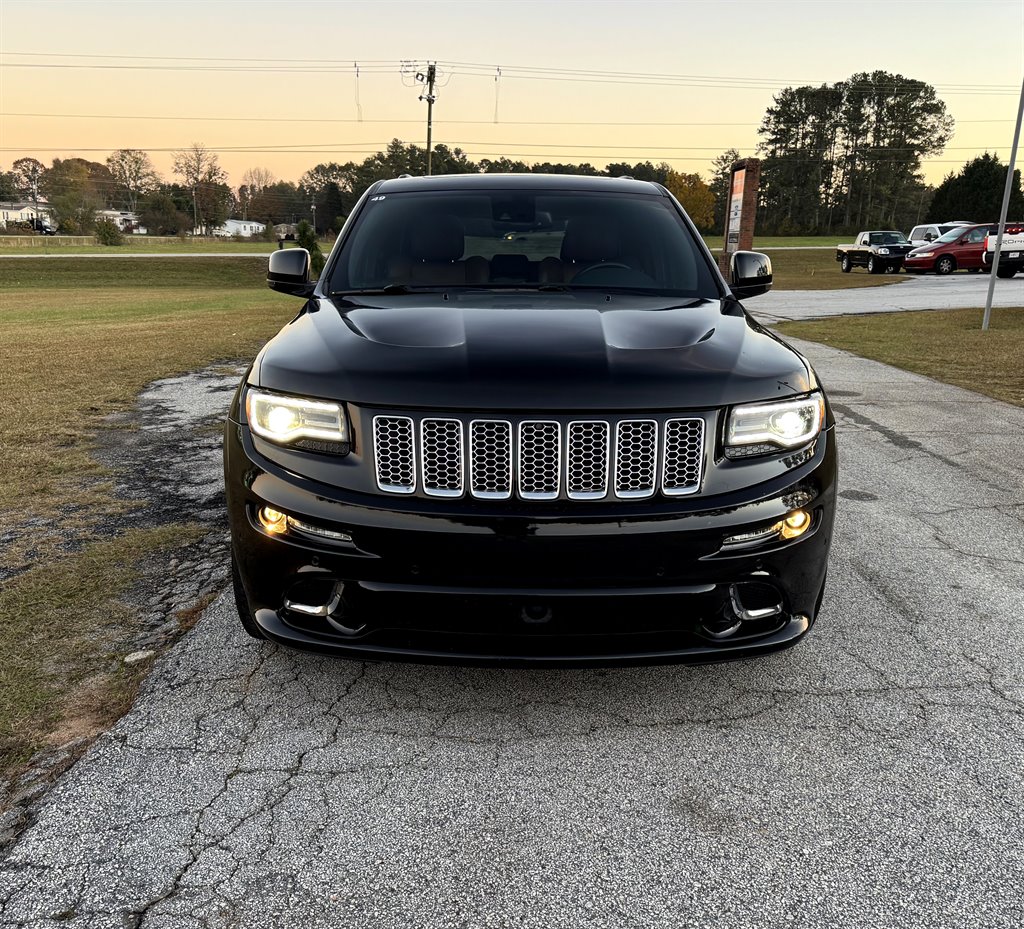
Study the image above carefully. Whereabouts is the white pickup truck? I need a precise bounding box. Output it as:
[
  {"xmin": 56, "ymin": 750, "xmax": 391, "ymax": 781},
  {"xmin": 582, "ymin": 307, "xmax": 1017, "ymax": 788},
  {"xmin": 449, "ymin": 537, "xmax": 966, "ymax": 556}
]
[{"xmin": 983, "ymin": 223, "xmax": 1024, "ymax": 278}]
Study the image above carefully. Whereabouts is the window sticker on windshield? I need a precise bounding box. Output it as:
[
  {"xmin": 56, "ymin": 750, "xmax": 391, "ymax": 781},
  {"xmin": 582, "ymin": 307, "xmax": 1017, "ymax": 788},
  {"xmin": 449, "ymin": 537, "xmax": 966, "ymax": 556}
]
[{"xmin": 369, "ymin": 195, "xmax": 386, "ymax": 202}]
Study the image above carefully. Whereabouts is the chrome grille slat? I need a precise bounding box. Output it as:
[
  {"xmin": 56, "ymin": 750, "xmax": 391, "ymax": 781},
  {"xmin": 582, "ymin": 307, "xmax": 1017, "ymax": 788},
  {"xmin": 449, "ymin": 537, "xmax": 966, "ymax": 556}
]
[
  {"xmin": 372, "ymin": 415, "xmax": 416, "ymax": 493},
  {"xmin": 662, "ymin": 418, "xmax": 705, "ymax": 496},
  {"xmin": 420, "ymin": 418, "xmax": 463, "ymax": 497},
  {"xmin": 373, "ymin": 414, "xmax": 705, "ymax": 500},
  {"xmin": 469, "ymin": 420, "xmax": 512, "ymax": 499},
  {"xmin": 567, "ymin": 421, "xmax": 610, "ymax": 499},
  {"xmin": 518, "ymin": 421, "xmax": 561, "ymax": 500},
  {"xmin": 614, "ymin": 420, "xmax": 658, "ymax": 499}
]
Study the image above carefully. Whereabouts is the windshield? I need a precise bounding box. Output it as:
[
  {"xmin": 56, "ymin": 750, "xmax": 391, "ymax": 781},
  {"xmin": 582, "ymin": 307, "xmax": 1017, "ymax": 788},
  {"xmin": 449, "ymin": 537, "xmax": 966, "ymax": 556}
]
[
  {"xmin": 934, "ymin": 227, "xmax": 968, "ymax": 244},
  {"xmin": 327, "ymin": 188, "xmax": 720, "ymax": 298},
  {"xmin": 869, "ymin": 232, "xmax": 909, "ymax": 245}
]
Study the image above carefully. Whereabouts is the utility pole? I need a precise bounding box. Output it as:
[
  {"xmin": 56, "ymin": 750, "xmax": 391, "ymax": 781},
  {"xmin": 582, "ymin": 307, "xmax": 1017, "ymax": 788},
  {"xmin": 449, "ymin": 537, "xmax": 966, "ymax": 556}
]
[
  {"xmin": 417, "ymin": 63, "xmax": 437, "ymax": 175},
  {"xmin": 311, "ymin": 202, "xmax": 317, "ymax": 235},
  {"xmin": 983, "ymin": 74, "xmax": 1024, "ymax": 332},
  {"xmin": 192, "ymin": 186, "xmax": 198, "ymax": 236}
]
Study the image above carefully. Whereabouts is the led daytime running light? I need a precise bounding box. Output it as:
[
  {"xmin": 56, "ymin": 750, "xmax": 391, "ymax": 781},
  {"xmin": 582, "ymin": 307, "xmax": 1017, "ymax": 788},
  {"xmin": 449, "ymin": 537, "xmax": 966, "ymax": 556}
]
[
  {"xmin": 246, "ymin": 389, "xmax": 347, "ymax": 445},
  {"xmin": 726, "ymin": 393, "xmax": 824, "ymax": 451}
]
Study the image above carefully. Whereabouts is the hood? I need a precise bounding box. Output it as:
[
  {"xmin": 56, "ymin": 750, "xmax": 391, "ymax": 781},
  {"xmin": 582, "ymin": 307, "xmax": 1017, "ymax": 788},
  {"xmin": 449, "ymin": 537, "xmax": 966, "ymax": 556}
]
[{"xmin": 253, "ymin": 294, "xmax": 813, "ymax": 411}]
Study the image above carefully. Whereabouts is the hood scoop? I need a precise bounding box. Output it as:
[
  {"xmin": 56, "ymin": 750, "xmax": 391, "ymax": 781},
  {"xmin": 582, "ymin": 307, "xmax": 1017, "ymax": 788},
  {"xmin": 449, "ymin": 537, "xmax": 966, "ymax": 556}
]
[
  {"xmin": 343, "ymin": 307, "xmax": 467, "ymax": 348},
  {"xmin": 340, "ymin": 303, "xmax": 719, "ymax": 352}
]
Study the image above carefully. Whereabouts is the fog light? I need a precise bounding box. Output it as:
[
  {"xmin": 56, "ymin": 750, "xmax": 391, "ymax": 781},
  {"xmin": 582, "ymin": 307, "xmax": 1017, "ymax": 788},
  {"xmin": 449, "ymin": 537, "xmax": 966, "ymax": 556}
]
[
  {"xmin": 258, "ymin": 506, "xmax": 288, "ymax": 533},
  {"xmin": 780, "ymin": 509, "xmax": 811, "ymax": 540}
]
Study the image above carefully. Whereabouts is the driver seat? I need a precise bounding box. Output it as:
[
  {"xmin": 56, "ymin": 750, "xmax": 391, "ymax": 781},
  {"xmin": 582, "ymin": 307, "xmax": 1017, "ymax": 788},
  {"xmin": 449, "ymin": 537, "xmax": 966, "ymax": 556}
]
[{"xmin": 559, "ymin": 218, "xmax": 624, "ymax": 282}]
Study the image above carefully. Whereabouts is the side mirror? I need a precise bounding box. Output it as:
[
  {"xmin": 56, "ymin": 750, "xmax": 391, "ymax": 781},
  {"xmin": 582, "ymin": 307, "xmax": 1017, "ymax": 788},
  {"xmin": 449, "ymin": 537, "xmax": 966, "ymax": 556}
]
[
  {"xmin": 268, "ymin": 248, "xmax": 313, "ymax": 296},
  {"xmin": 730, "ymin": 250, "xmax": 773, "ymax": 299}
]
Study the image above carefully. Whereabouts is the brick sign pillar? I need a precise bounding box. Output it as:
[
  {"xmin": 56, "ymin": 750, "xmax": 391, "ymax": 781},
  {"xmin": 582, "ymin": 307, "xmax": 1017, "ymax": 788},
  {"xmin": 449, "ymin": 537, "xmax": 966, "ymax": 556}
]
[{"xmin": 718, "ymin": 158, "xmax": 761, "ymax": 277}]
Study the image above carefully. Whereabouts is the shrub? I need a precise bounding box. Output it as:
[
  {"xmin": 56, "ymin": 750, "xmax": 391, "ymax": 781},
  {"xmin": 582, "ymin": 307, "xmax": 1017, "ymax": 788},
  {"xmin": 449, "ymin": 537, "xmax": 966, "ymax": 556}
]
[
  {"xmin": 94, "ymin": 218, "xmax": 124, "ymax": 246},
  {"xmin": 296, "ymin": 220, "xmax": 325, "ymax": 276}
]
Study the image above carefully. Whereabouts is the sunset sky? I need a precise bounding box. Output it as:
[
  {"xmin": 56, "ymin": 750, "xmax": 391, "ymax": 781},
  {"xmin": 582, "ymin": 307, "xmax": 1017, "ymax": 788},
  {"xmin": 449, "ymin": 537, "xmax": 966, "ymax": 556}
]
[{"xmin": 1, "ymin": 0, "xmax": 1022, "ymax": 188}]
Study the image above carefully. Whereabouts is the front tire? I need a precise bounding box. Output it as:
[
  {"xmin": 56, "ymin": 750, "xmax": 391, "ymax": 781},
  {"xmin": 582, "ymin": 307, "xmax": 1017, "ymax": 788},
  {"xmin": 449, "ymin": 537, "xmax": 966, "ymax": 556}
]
[
  {"xmin": 935, "ymin": 255, "xmax": 956, "ymax": 275},
  {"xmin": 867, "ymin": 256, "xmax": 880, "ymax": 274},
  {"xmin": 840, "ymin": 255, "xmax": 852, "ymax": 273},
  {"xmin": 231, "ymin": 551, "xmax": 266, "ymax": 640}
]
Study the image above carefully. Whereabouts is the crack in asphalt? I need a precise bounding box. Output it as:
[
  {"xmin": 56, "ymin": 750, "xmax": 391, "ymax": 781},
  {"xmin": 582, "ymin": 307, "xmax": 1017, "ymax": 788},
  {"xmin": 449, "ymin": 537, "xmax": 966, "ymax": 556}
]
[{"xmin": 3, "ymin": 342, "xmax": 1024, "ymax": 927}]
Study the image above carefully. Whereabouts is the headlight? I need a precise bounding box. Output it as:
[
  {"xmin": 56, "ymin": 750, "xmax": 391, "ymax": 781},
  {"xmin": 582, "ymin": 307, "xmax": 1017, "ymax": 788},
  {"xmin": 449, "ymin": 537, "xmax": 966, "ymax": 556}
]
[
  {"xmin": 877, "ymin": 248, "xmax": 890, "ymax": 255},
  {"xmin": 916, "ymin": 251, "xmax": 934, "ymax": 258},
  {"xmin": 245, "ymin": 388, "xmax": 348, "ymax": 447},
  {"xmin": 725, "ymin": 393, "xmax": 824, "ymax": 458}
]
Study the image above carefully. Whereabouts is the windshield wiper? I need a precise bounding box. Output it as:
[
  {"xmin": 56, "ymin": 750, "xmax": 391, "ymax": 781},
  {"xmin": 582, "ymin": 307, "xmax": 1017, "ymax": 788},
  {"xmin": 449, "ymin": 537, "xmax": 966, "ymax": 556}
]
[
  {"xmin": 330, "ymin": 284, "xmax": 440, "ymax": 297},
  {"xmin": 565, "ymin": 285, "xmax": 694, "ymax": 297}
]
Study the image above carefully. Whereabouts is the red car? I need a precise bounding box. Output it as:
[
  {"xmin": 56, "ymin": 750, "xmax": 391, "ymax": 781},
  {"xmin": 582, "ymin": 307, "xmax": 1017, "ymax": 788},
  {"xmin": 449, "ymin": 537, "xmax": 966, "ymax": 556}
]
[{"xmin": 904, "ymin": 223, "xmax": 992, "ymax": 275}]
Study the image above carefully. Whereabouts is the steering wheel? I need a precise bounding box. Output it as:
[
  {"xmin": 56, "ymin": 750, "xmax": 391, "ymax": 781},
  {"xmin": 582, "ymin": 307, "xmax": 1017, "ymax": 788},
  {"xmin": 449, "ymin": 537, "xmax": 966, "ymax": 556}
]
[{"xmin": 575, "ymin": 261, "xmax": 631, "ymax": 276}]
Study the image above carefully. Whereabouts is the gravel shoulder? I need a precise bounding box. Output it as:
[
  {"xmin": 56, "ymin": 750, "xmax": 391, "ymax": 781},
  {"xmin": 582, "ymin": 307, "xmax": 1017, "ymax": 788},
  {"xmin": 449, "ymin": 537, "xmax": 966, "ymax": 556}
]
[{"xmin": 1, "ymin": 339, "xmax": 1022, "ymax": 927}]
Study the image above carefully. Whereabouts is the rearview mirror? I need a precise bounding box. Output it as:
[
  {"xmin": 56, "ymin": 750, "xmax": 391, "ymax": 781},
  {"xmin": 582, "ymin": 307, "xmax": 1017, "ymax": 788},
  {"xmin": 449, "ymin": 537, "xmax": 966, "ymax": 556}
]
[
  {"xmin": 730, "ymin": 251, "xmax": 773, "ymax": 299},
  {"xmin": 268, "ymin": 248, "xmax": 313, "ymax": 296}
]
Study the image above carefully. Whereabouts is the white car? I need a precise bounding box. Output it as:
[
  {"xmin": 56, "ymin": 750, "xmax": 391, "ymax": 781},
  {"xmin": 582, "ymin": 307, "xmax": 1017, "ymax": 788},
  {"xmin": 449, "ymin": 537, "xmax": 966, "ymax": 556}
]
[{"xmin": 908, "ymin": 221, "xmax": 974, "ymax": 247}]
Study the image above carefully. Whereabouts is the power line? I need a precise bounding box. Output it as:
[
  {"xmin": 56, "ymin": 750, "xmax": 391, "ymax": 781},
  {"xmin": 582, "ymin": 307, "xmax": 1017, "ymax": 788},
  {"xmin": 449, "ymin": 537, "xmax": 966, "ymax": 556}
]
[
  {"xmin": 1, "ymin": 50, "xmax": 1016, "ymax": 90},
  {"xmin": 0, "ymin": 141, "xmax": 1004, "ymax": 153},
  {"xmin": 0, "ymin": 112, "xmax": 769, "ymax": 127},
  {"xmin": 0, "ymin": 147, "xmax": 988, "ymax": 164},
  {"xmin": 2, "ymin": 111, "xmax": 1013, "ymax": 127},
  {"xmin": 0, "ymin": 53, "xmax": 1017, "ymax": 94},
  {"xmin": 0, "ymin": 50, "xmax": 399, "ymax": 64}
]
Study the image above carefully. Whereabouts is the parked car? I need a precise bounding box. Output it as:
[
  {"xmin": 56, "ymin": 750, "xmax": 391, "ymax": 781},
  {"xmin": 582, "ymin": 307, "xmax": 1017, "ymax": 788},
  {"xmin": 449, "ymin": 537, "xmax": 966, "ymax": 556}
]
[
  {"xmin": 908, "ymin": 221, "xmax": 974, "ymax": 247},
  {"xmin": 836, "ymin": 231, "xmax": 914, "ymax": 273},
  {"xmin": 29, "ymin": 217, "xmax": 57, "ymax": 236},
  {"xmin": 224, "ymin": 174, "xmax": 837, "ymax": 665},
  {"xmin": 905, "ymin": 223, "xmax": 992, "ymax": 275},
  {"xmin": 982, "ymin": 223, "xmax": 1024, "ymax": 278}
]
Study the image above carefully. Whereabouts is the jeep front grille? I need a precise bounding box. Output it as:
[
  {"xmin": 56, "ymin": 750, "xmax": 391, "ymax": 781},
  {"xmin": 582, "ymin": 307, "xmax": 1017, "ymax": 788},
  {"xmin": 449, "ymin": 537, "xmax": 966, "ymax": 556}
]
[{"xmin": 372, "ymin": 415, "xmax": 705, "ymax": 500}]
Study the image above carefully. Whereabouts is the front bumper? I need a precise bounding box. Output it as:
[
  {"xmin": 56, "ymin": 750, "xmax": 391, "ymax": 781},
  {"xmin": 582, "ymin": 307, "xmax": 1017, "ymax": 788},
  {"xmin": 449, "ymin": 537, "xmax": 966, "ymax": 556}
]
[{"xmin": 225, "ymin": 419, "xmax": 837, "ymax": 665}]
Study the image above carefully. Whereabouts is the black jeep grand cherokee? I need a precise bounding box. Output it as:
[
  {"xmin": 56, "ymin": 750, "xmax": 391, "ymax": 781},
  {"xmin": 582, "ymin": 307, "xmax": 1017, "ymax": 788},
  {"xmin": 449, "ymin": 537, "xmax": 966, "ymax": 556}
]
[{"xmin": 225, "ymin": 174, "xmax": 836, "ymax": 665}]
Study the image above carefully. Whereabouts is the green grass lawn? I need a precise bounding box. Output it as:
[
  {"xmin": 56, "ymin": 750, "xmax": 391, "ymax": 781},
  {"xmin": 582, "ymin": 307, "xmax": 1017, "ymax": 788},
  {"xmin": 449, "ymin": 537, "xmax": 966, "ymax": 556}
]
[
  {"xmin": 0, "ymin": 239, "xmax": 316, "ymax": 256},
  {"xmin": 3, "ymin": 235, "xmax": 846, "ymax": 255},
  {"xmin": 777, "ymin": 307, "xmax": 1024, "ymax": 407},
  {"xmin": 703, "ymin": 235, "xmax": 848, "ymax": 250},
  {"xmin": 753, "ymin": 248, "xmax": 902, "ymax": 290},
  {"xmin": 0, "ymin": 257, "xmax": 297, "ymax": 775}
]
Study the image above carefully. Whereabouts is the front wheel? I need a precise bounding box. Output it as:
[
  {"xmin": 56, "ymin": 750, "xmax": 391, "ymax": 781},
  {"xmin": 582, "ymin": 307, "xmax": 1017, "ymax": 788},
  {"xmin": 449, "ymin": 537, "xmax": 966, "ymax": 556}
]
[
  {"xmin": 840, "ymin": 255, "xmax": 852, "ymax": 273},
  {"xmin": 867, "ymin": 256, "xmax": 880, "ymax": 274},
  {"xmin": 935, "ymin": 256, "xmax": 956, "ymax": 275}
]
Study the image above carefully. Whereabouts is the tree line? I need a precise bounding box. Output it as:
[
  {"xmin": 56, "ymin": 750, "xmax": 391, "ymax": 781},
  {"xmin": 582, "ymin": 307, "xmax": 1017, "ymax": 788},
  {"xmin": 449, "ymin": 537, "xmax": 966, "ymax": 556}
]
[
  {"xmin": 0, "ymin": 144, "xmax": 716, "ymax": 236},
  {"xmin": 754, "ymin": 69, "xmax": 1021, "ymax": 233},
  {"xmin": 2, "ymin": 68, "xmax": 1020, "ymax": 237}
]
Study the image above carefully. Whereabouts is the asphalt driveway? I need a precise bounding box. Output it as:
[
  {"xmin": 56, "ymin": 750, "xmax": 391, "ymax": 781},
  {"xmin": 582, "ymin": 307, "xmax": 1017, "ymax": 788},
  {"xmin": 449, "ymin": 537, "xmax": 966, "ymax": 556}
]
[
  {"xmin": 1, "ymin": 339, "xmax": 1022, "ymax": 928},
  {"xmin": 755, "ymin": 272, "xmax": 1022, "ymax": 321}
]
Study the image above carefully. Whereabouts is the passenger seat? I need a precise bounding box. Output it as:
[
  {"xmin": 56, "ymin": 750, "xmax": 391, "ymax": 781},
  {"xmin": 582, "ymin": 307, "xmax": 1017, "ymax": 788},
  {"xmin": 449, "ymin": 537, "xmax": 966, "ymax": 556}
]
[{"xmin": 387, "ymin": 216, "xmax": 489, "ymax": 285}]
